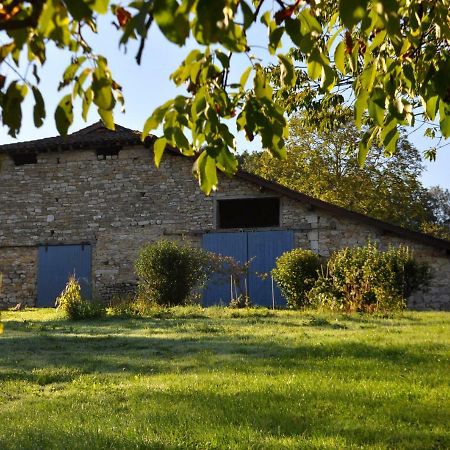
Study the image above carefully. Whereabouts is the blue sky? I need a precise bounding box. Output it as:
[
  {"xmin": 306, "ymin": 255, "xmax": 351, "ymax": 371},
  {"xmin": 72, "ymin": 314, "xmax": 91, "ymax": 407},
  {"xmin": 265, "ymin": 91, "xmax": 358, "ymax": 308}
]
[{"xmin": 1, "ymin": 16, "xmax": 449, "ymax": 190}]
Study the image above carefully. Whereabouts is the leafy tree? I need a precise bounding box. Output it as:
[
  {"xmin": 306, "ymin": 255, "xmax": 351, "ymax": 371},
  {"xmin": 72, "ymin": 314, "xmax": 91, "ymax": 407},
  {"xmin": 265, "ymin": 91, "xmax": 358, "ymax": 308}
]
[
  {"xmin": 242, "ymin": 117, "xmax": 436, "ymax": 232},
  {"xmin": 420, "ymin": 186, "xmax": 450, "ymax": 240},
  {"xmin": 0, "ymin": 0, "xmax": 449, "ymax": 192}
]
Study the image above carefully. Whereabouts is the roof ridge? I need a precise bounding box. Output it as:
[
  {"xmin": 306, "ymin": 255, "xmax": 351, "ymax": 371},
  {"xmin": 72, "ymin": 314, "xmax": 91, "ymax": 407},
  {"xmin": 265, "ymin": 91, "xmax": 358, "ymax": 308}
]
[{"xmin": 0, "ymin": 122, "xmax": 141, "ymax": 152}]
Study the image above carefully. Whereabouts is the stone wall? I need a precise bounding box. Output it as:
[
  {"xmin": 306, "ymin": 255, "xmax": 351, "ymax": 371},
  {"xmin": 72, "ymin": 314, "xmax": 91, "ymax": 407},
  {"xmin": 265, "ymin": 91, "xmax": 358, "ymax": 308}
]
[
  {"xmin": 0, "ymin": 145, "xmax": 449, "ymax": 309},
  {"xmin": 0, "ymin": 247, "xmax": 37, "ymax": 306}
]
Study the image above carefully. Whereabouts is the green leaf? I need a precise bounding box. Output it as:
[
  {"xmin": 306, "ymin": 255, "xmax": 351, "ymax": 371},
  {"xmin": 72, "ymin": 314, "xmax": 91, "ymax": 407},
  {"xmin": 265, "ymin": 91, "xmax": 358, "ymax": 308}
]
[
  {"xmin": 254, "ymin": 68, "xmax": 273, "ymax": 99},
  {"xmin": 240, "ymin": 66, "xmax": 252, "ymax": 89},
  {"xmin": 142, "ymin": 99, "xmax": 174, "ymax": 139},
  {"xmin": 0, "ymin": 43, "xmax": 15, "ymax": 63},
  {"xmin": 32, "ymin": 87, "xmax": 46, "ymax": 128},
  {"xmin": 357, "ymin": 127, "xmax": 376, "ymax": 167},
  {"xmin": 367, "ymin": 89, "xmax": 385, "ymax": 126},
  {"xmin": 173, "ymin": 127, "xmax": 190, "ymax": 150},
  {"xmin": 55, "ymin": 95, "xmax": 73, "ymax": 136},
  {"xmin": 193, "ymin": 151, "xmax": 218, "ymax": 195},
  {"xmin": 380, "ymin": 118, "xmax": 399, "ymax": 155},
  {"xmin": 62, "ymin": 57, "xmax": 86, "ymax": 84},
  {"xmin": 240, "ymin": 0, "xmax": 254, "ymax": 30},
  {"xmin": 2, "ymin": 82, "xmax": 28, "ymax": 137},
  {"xmin": 339, "ymin": 0, "xmax": 368, "ymax": 28},
  {"xmin": 269, "ymin": 26, "xmax": 284, "ymax": 55},
  {"xmin": 285, "ymin": 18, "xmax": 302, "ymax": 46},
  {"xmin": 216, "ymin": 145, "xmax": 238, "ymax": 175},
  {"xmin": 82, "ymin": 88, "xmax": 93, "ymax": 121},
  {"xmin": 66, "ymin": 0, "xmax": 93, "ymax": 20},
  {"xmin": 154, "ymin": 0, "xmax": 189, "ymax": 45},
  {"xmin": 334, "ymin": 41, "xmax": 346, "ymax": 74},
  {"xmin": 307, "ymin": 49, "xmax": 323, "ymax": 80},
  {"xmin": 278, "ymin": 54, "xmax": 296, "ymax": 87},
  {"xmin": 439, "ymin": 101, "xmax": 450, "ymax": 138},
  {"xmin": 194, "ymin": 0, "xmax": 225, "ymax": 44},
  {"xmin": 98, "ymin": 108, "xmax": 115, "ymax": 130},
  {"xmin": 426, "ymin": 96, "xmax": 439, "ymax": 121},
  {"xmin": 91, "ymin": 62, "xmax": 115, "ymax": 111},
  {"xmin": 86, "ymin": 0, "xmax": 109, "ymax": 14},
  {"xmin": 298, "ymin": 9, "xmax": 322, "ymax": 35},
  {"xmin": 320, "ymin": 65, "xmax": 336, "ymax": 92},
  {"xmin": 358, "ymin": 138, "xmax": 369, "ymax": 168},
  {"xmin": 153, "ymin": 137, "xmax": 167, "ymax": 168}
]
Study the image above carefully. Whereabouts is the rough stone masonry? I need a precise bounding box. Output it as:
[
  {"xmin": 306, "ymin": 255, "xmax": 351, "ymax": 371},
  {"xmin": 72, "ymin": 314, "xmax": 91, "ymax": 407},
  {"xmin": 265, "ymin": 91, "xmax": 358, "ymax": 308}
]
[{"xmin": 0, "ymin": 123, "xmax": 449, "ymax": 310}]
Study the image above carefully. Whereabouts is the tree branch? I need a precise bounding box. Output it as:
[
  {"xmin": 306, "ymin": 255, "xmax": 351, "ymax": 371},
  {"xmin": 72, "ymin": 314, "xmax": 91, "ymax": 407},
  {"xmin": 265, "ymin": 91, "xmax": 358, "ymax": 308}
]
[{"xmin": 135, "ymin": 15, "xmax": 153, "ymax": 65}]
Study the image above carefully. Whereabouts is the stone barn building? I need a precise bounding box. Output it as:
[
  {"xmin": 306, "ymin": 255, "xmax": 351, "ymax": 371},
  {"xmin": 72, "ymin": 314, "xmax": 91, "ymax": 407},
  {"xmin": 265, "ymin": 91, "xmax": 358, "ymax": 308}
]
[{"xmin": 0, "ymin": 122, "xmax": 449, "ymax": 310}]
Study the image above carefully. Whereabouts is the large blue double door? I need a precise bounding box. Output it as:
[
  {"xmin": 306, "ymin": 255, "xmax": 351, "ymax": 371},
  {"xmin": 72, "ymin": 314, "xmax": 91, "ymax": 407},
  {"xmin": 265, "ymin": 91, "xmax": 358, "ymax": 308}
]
[
  {"xmin": 202, "ymin": 230, "xmax": 294, "ymax": 307},
  {"xmin": 37, "ymin": 244, "xmax": 92, "ymax": 307}
]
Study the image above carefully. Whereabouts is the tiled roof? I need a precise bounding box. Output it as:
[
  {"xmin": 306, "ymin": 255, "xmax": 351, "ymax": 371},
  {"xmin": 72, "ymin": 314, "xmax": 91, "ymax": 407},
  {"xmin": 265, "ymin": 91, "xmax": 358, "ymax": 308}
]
[{"xmin": 0, "ymin": 122, "xmax": 151, "ymax": 153}]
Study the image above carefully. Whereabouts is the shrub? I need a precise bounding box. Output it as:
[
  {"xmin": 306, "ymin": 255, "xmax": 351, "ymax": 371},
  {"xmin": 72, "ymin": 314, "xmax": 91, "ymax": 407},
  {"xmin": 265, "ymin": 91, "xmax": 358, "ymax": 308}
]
[
  {"xmin": 56, "ymin": 276, "xmax": 105, "ymax": 320},
  {"xmin": 308, "ymin": 243, "xmax": 432, "ymax": 313},
  {"xmin": 135, "ymin": 240, "xmax": 211, "ymax": 307},
  {"xmin": 272, "ymin": 249, "xmax": 322, "ymax": 308}
]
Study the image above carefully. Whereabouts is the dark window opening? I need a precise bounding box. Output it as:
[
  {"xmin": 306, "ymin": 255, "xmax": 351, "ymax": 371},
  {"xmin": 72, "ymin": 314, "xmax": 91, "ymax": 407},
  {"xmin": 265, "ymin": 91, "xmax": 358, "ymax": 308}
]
[
  {"xmin": 96, "ymin": 146, "xmax": 120, "ymax": 160},
  {"xmin": 218, "ymin": 198, "xmax": 280, "ymax": 229},
  {"xmin": 12, "ymin": 153, "xmax": 37, "ymax": 166}
]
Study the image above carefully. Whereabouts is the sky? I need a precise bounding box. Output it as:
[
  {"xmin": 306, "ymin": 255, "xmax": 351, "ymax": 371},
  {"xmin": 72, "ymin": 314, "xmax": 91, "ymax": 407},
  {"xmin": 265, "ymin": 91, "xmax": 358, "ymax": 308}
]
[{"xmin": 1, "ymin": 14, "xmax": 449, "ymax": 190}]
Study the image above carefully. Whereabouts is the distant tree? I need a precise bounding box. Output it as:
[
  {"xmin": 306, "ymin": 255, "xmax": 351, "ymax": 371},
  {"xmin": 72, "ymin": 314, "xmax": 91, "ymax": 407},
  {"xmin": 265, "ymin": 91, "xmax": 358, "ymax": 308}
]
[
  {"xmin": 242, "ymin": 117, "xmax": 436, "ymax": 232},
  {"xmin": 420, "ymin": 186, "xmax": 450, "ymax": 240}
]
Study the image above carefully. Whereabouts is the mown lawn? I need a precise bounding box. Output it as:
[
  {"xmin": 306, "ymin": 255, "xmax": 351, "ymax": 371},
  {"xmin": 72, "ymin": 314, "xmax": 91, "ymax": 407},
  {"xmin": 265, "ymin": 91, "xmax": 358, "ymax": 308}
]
[{"xmin": 0, "ymin": 307, "xmax": 449, "ymax": 449}]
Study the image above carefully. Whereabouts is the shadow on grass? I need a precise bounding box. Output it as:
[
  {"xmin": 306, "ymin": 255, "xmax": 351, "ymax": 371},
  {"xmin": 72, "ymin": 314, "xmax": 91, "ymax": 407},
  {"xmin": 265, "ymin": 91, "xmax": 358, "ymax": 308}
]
[
  {"xmin": 0, "ymin": 317, "xmax": 446, "ymax": 386},
  {"xmin": 1, "ymin": 314, "xmax": 449, "ymax": 449},
  {"xmin": 0, "ymin": 382, "xmax": 448, "ymax": 450}
]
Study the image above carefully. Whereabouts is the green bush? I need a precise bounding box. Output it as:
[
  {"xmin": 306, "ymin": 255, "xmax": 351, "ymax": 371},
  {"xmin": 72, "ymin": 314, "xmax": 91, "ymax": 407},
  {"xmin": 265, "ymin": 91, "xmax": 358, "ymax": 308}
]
[
  {"xmin": 56, "ymin": 276, "xmax": 105, "ymax": 320},
  {"xmin": 272, "ymin": 249, "xmax": 322, "ymax": 308},
  {"xmin": 307, "ymin": 243, "xmax": 432, "ymax": 313},
  {"xmin": 135, "ymin": 240, "xmax": 211, "ymax": 307}
]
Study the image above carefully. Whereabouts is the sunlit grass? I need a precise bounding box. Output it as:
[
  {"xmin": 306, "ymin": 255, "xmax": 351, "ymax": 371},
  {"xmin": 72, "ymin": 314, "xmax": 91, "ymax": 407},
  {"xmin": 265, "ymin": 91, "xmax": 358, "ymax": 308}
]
[{"xmin": 0, "ymin": 307, "xmax": 449, "ymax": 449}]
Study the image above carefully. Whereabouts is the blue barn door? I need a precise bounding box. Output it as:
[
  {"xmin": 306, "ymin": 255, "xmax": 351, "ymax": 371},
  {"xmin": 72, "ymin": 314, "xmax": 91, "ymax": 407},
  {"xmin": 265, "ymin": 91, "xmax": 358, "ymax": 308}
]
[
  {"xmin": 247, "ymin": 230, "xmax": 294, "ymax": 307},
  {"xmin": 202, "ymin": 232, "xmax": 247, "ymax": 306},
  {"xmin": 202, "ymin": 231, "xmax": 294, "ymax": 307},
  {"xmin": 37, "ymin": 244, "xmax": 92, "ymax": 307}
]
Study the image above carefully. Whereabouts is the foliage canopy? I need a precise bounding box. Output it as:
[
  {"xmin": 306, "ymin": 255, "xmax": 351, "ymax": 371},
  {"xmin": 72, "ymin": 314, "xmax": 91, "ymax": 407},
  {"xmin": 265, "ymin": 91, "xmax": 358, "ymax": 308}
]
[{"xmin": 1, "ymin": 0, "xmax": 449, "ymax": 192}]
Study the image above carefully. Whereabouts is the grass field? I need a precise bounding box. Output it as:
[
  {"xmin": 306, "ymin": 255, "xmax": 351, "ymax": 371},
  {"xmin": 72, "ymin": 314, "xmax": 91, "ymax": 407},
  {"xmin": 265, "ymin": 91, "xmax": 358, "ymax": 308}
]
[{"xmin": 0, "ymin": 307, "xmax": 449, "ymax": 449}]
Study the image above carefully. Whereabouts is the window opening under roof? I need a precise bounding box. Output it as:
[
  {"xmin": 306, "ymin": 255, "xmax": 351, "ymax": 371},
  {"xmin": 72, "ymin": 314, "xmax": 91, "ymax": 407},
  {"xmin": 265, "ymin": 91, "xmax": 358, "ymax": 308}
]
[
  {"xmin": 96, "ymin": 146, "xmax": 120, "ymax": 160},
  {"xmin": 12, "ymin": 153, "xmax": 37, "ymax": 166},
  {"xmin": 217, "ymin": 197, "xmax": 280, "ymax": 229}
]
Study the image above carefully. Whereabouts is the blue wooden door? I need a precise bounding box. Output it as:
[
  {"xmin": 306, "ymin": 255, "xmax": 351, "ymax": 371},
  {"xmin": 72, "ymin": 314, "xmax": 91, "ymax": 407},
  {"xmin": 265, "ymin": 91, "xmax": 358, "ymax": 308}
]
[
  {"xmin": 37, "ymin": 244, "xmax": 92, "ymax": 307},
  {"xmin": 202, "ymin": 232, "xmax": 247, "ymax": 306},
  {"xmin": 202, "ymin": 231, "xmax": 294, "ymax": 307},
  {"xmin": 247, "ymin": 230, "xmax": 294, "ymax": 307}
]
